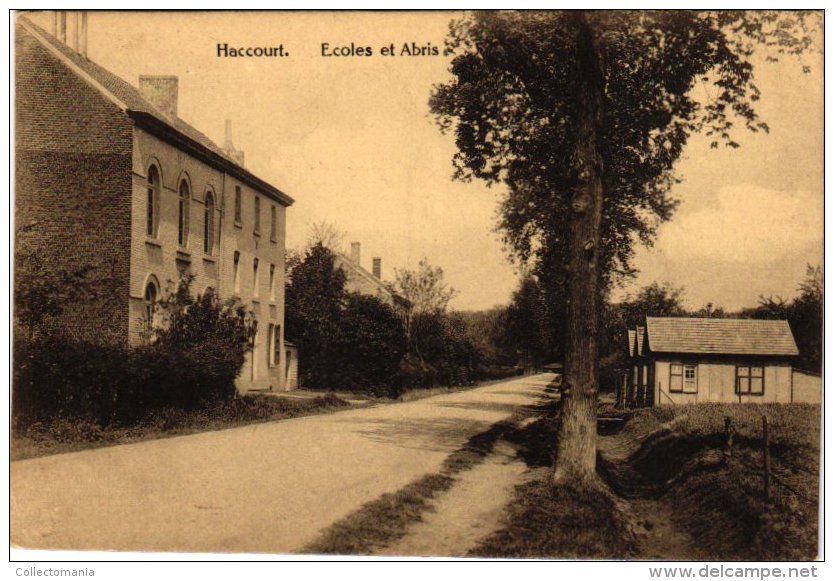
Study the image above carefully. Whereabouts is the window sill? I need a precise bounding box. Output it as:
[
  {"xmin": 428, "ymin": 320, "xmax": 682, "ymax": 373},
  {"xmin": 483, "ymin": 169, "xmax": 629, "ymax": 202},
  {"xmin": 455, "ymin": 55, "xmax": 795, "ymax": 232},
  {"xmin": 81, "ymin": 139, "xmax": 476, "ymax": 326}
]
[
  {"xmin": 253, "ymin": 230, "xmax": 261, "ymax": 238},
  {"xmin": 203, "ymin": 255, "xmax": 217, "ymax": 264},
  {"xmin": 252, "ymin": 298, "xmax": 261, "ymax": 303},
  {"xmin": 176, "ymin": 249, "xmax": 192, "ymax": 262},
  {"xmin": 145, "ymin": 238, "xmax": 162, "ymax": 248},
  {"xmin": 234, "ymin": 221, "xmax": 243, "ymax": 229},
  {"xmin": 270, "ymin": 237, "xmax": 277, "ymax": 244}
]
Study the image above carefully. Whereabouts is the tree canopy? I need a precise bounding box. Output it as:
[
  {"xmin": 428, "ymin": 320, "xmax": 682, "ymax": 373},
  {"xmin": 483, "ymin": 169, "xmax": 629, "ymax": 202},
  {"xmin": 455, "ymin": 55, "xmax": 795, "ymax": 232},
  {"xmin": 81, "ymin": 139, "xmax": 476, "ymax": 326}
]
[{"xmin": 431, "ymin": 10, "xmax": 819, "ymax": 287}]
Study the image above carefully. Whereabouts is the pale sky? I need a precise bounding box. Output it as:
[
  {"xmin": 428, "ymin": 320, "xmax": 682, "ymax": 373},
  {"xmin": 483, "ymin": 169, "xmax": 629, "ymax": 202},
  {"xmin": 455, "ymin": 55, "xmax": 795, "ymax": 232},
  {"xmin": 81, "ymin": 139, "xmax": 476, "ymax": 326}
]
[{"xmin": 23, "ymin": 11, "xmax": 823, "ymax": 312}]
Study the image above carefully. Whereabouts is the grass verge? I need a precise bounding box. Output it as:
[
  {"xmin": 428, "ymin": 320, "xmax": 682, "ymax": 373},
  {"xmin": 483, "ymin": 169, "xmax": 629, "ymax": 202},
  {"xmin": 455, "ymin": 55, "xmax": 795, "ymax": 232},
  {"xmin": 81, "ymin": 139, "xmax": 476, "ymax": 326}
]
[
  {"xmin": 302, "ymin": 419, "xmax": 518, "ymax": 555},
  {"xmin": 599, "ymin": 403, "xmax": 821, "ymax": 560},
  {"xmin": 11, "ymin": 392, "xmax": 350, "ymax": 461},
  {"xmin": 469, "ymin": 403, "xmax": 638, "ymax": 559}
]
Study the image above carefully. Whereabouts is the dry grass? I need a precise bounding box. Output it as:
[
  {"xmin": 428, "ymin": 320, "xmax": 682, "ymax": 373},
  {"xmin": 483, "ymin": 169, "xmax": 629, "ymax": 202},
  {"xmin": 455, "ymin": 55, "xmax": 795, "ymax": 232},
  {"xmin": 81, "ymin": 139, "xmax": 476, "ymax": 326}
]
[{"xmin": 11, "ymin": 393, "xmax": 350, "ymax": 461}]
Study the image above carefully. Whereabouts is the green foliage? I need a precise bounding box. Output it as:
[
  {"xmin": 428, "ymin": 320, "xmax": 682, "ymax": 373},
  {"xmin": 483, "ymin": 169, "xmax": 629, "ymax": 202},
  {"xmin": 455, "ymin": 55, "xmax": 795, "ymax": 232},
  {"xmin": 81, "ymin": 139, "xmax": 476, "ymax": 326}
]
[
  {"xmin": 13, "ymin": 278, "xmax": 255, "ymax": 429},
  {"xmin": 13, "ymin": 245, "xmax": 94, "ymax": 338},
  {"xmin": 741, "ymin": 265, "xmax": 823, "ymax": 372},
  {"xmin": 432, "ymin": 11, "xmax": 817, "ymax": 285}
]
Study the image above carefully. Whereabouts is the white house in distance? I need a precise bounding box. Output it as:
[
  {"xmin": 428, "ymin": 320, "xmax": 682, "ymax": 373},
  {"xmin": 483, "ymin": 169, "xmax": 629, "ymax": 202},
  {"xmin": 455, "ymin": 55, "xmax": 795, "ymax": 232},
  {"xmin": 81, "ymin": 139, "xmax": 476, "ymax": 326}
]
[{"xmin": 625, "ymin": 317, "xmax": 819, "ymax": 406}]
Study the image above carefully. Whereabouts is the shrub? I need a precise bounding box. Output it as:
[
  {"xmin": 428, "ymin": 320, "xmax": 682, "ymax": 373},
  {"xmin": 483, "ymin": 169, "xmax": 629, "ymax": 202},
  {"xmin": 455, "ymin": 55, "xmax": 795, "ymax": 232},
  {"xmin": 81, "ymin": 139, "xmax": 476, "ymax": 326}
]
[{"xmin": 12, "ymin": 278, "xmax": 254, "ymax": 430}]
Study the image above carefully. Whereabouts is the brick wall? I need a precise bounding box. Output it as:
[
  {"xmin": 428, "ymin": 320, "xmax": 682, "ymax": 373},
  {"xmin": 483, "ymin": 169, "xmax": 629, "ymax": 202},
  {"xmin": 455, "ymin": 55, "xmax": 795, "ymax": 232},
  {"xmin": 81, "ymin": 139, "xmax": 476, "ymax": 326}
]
[{"xmin": 15, "ymin": 26, "xmax": 133, "ymax": 343}]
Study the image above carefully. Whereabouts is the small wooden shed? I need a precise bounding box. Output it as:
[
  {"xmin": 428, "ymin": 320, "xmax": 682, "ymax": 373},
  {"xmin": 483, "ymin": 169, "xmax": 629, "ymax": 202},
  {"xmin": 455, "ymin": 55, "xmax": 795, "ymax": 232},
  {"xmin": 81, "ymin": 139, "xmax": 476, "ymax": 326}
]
[{"xmin": 625, "ymin": 317, "xmax": 802, "ymax": 406}]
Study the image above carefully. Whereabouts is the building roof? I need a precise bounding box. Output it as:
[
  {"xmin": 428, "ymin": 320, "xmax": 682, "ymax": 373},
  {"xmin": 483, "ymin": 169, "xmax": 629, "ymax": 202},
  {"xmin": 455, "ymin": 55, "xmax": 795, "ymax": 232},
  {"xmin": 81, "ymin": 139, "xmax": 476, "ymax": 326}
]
[
  {"xmin": 627, "ymin": 329, "xmax": 636, "ymax": 357},
  {"xmin": 18, "ymin": 17, "xmax": 293, "ymax": 206},
  {"xmin": 644, "ymin": 317, "xmax": 799, "ymax": 357}
]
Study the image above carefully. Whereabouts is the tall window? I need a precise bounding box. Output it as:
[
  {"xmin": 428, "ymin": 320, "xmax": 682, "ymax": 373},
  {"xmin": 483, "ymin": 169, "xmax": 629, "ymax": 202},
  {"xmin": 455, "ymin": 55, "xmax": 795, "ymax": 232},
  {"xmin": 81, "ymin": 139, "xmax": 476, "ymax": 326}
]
[
  {"xmin": 146, "ymin": 165, "xmax": 160, "ymax": 237},
  {"xmin": 270, "ymin": 205, "xmax": 277, "ymax": 241},
  {"xmin": 670, "ymin": 363, "xmax": 698, "ymax": 394},
  {"xmin": 234, "ymin": 186, "xmax": 242, "ymax": 224},
  {"xmin": 269, "ymin": 263, "xmax": 276, "ymax": 302},
  {"xmin": 144, "ymin": 278, "xmax": 158, "ymax": 331},
  {"xmin": 178, "ymin": 180, "xmax": 190, "ymax": 247},
  {"xmin": 217, "ymin": 193, "xmax": 224, "ymax": 246},
  {"xmin": 736, "ymin": 365, "xmax": 764, "ymax": 395},
  {"xmin": 204, "ymin": 192, "xmax": 216, "ymax": 255},
  {"xmin": 254, "ymin": 196, "xmax": 261, "ymax": 235},
  {"xmin": 233, "ymin": 251, "xmax": 241, "ymax": 294},
  {"xmin": 253, "ymin": 258, "xmax": 260, "ymax": 297}
]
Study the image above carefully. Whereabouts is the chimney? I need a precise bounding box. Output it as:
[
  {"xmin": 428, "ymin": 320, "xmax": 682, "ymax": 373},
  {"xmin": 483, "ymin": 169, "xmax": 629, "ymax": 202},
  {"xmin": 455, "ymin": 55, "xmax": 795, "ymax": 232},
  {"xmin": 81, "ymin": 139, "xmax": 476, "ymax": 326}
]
[
  {"xmin": 139, "ymin": 75, "xmax": 178, "ymax": 118},
  {"xmin": 372, "ymin": 257, "xmax": 382, "ymax": 279},
  {"xmin": 222, "ymin": 120, "xmax": 246, "ymax": 167},
  {"xmin": 79, "ymin": 12, "xmax": 88, "ymax": 57},
  {"xmin": 350, "ymin": 242, "xmax": 361, "ymax": 265}
]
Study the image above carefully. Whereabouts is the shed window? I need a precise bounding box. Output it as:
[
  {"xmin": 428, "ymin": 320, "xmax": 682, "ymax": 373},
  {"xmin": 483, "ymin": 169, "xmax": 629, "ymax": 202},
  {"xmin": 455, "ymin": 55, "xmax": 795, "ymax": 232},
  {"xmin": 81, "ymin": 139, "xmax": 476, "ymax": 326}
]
[
  {"xmin": 736, "ymin": 365, "xmax": 764, "ymax": 395},
  {"xmin": 146, "ymin": 165, "xmax": 160, "ymax": 237},
  {"xmin": 670, "ymin": 363, "xmax": 698, "ymax": 394},
  {"xmin": 178, "ymin": 180, "xmax": 190, "ymax": 247}
]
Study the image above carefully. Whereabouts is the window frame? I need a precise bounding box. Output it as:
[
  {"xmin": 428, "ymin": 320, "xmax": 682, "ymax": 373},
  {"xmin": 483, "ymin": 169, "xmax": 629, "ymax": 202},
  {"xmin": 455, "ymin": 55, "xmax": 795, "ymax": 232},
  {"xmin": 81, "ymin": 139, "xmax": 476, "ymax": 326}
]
[
  {"xmin": 146, "ymin": 164, "xmax": 161, "ymax": 238},
  {"xmin": 669, "ymin": 362, "xmax": 698, "ymax": 394},
  {"xmin": 269, "ymin": 263, "xmax": 276, "ymax": 302},
  {"xmin": 204, "ymin": 190, "xmax": 216, "ymax": 255},
  {"xmin": 178, "ymin": 179, "xmax": 191, "ymax": 247},
  {"xmin": 252, "ymin": 257, "xmax": 260, "ymax": 298},
  {"xmin": 143, "ymin": 276, "xmax": 160, "ymax": 332},
  {"xmin": 270, "ymin": 204, "xmax": 277, "ymax": 242},
  {"xmin": 254, "ymin": 195, "xmax": 261, "ymax": 236},
  {"xmin": 234, "ymin": 186, "xmax": 242, "ymax": 226},
  {"xmin": 233, "ymin": 251, "xmax": 241, "ymax": 295},
  {"xmin": 736, "ymin": 365, "xmax": 765, "ymax": 396}
]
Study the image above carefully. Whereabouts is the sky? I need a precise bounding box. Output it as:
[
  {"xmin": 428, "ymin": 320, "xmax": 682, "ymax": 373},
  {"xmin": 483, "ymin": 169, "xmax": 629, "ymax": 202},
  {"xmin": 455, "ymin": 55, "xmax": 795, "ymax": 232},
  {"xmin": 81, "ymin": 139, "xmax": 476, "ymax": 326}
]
[{"xmin": 23, "ymin": 11, "xmax": 823, "ymax": 312}]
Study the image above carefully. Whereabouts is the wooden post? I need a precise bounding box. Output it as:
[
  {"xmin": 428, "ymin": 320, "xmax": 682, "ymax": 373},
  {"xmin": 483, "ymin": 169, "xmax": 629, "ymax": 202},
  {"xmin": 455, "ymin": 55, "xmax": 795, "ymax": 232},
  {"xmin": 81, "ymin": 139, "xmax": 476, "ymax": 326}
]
[
  {"xmin": 724, "ymin": 416, "xmax": 734, "ymax": 458},
  {"xmin": 763, "ymin": 415, "xmax": 771, "ymax": 498}
]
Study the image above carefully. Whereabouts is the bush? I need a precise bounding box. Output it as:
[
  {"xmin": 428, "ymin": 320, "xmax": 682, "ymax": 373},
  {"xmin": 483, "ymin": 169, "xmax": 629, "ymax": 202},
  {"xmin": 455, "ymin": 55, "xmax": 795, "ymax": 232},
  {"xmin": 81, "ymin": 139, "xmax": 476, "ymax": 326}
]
[{"xmin": 12, "ymin": 279, "xmax": 254, "ymax": 430}]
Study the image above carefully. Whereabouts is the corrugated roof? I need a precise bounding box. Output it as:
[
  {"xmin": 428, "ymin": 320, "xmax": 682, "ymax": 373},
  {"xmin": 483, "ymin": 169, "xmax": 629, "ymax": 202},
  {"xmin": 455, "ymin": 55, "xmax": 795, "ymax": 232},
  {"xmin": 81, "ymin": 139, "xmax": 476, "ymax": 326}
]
[
  {"xmin": 645, "ymin": 317, "xmax": 799, "ymax": 356},
  {"xmin": 18, "ymin": 17, "xmax": 293, "ymax": 206}
]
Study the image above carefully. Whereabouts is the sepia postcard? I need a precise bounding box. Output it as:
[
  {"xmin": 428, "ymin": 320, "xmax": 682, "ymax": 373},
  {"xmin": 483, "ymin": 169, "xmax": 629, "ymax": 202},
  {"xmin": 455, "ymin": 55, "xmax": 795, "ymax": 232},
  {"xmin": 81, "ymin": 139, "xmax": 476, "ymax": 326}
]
[{"xmin": 11, "ymin": 9, "xmax": 823, "ymax": 565}]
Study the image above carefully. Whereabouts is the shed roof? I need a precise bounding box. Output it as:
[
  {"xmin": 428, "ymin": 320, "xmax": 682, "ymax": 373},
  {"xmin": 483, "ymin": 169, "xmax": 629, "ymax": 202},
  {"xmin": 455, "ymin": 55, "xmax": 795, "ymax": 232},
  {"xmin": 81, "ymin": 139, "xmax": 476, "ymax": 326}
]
[
  {"xmin": 18, "ymin": 17, "xmax": 293, "ymax": 206},
  {"xmin": 645, "ymin": 317, "xmax": 799, "ymax": 356}
]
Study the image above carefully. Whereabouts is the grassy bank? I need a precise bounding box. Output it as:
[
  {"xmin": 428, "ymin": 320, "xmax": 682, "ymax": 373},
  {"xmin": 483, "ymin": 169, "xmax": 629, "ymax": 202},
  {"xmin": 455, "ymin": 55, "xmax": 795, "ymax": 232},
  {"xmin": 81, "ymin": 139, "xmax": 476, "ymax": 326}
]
[
  {"xmin": 469, "ymin": 405, "xmax": 638, "ymax": 559},
  {"xmin": 11, "ymin": 393, "xmax": 350, "ymax": 461},
  {"xmin": 601, "ymin": 403, "xmax": 821, "ymax": 560}
]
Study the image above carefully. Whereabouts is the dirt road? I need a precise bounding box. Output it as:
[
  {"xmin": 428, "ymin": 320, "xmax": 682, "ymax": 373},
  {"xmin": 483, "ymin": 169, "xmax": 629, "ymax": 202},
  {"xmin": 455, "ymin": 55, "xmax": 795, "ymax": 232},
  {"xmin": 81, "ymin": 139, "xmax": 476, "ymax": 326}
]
[{"xmin": 11, "ymin": 374, "xmax": 551, "ymax": 554}]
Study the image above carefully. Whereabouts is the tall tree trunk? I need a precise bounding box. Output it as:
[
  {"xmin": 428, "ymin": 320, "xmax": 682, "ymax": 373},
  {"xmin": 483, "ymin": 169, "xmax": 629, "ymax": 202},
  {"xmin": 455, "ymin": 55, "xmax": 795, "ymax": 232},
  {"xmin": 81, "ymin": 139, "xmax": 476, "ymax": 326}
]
[{"xmin": 553, "ymin": 12, "xmax": 605, "ymax": 486}]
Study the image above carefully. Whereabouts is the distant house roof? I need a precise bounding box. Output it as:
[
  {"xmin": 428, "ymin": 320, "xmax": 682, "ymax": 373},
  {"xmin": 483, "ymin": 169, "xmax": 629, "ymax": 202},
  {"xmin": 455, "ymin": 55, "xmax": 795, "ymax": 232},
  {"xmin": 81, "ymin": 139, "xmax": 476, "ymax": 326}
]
[
  {"xmin": 644, "ymin": 317, "xmax": 799, "ymax": 357},
  {"xmin": 333, "ymin": 254, "xmax": 409, "ymax": 308},
  {"xmin": 627, "ymin": 329, "xmax": 636, "ymax": 357},
  {"xmin": 18, "ymin": 17, "xmax": 293, "ymax": 207}
]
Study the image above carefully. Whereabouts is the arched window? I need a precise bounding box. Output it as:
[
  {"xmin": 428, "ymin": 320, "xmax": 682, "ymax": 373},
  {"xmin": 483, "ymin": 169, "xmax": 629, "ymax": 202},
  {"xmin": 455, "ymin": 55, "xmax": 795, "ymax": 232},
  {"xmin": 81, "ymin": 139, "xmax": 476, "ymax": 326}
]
[
  {"xmin": 204, "ymin": 191, "xmax": 216, "ymax": 255},
  {"xmin": 144, "ymin": 277, "xmax": 159, "ymax": 330},
  {"xmin": 178, "ymin": 179, "xmax": 190, "ymax": 247},
  {"xmin": 146, "ymin": 165, "xmax": 160, "ymax": 237}
]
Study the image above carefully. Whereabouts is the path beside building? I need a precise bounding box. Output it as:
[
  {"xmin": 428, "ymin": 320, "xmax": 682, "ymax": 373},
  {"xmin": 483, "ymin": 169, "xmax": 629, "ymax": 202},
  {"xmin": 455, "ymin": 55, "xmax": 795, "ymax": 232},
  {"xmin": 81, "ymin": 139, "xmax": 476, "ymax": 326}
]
[{"xmin": 11, "ymin": 374, "xmax": 552, "ymax": 555}]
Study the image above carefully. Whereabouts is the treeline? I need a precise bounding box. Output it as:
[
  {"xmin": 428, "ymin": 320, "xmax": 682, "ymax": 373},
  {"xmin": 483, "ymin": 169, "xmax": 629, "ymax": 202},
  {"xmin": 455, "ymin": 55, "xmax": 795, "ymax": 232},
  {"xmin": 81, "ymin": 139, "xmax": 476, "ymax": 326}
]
[{"xmin": 285, "ymin": 245, "xmax": 557, "ymax": 397}]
